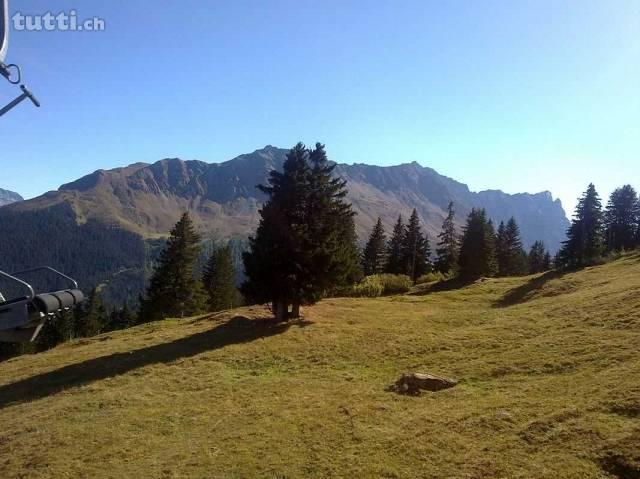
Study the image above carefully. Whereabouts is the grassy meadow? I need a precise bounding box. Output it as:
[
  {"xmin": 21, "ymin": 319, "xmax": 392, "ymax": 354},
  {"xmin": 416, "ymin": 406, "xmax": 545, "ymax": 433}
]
[{"xmin": 1, "ymin": 253, "xmax": 639, "ymax": 478}]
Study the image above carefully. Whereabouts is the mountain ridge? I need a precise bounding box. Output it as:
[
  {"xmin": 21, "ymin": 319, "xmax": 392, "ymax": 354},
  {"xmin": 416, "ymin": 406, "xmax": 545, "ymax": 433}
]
[
  {"xmin": 17, "ymin": 146, "xmax": 567, "ymax": 242},
  {"xmin": 0, "ymin": 146, "xmax": 569, "ymax": 305}
]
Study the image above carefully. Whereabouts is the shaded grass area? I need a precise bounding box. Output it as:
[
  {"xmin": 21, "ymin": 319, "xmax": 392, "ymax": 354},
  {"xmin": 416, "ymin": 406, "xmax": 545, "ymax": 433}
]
[
  {"xmin": 1, "ymin": 254, "xmax": 639, "ymax": 478},
  {"xmin": 0, "ymin": 316, "xmax": 311, "ymax": 409},
  {"xmin": 494, "ymin": 270, "xmax": 566, "ymax": 307}
]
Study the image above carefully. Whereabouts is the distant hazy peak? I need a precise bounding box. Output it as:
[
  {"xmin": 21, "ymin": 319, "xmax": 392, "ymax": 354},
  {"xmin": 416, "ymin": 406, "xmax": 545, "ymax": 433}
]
[{"xmin": 0, "ymin": 188, "xmax": 23, "ymax": 206}]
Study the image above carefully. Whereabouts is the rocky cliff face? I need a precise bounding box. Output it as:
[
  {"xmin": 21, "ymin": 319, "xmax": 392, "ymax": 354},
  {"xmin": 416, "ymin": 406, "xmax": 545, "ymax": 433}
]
[{"xmin": 334, "ymin": 161, "xmax": 568, "ymax": 251}]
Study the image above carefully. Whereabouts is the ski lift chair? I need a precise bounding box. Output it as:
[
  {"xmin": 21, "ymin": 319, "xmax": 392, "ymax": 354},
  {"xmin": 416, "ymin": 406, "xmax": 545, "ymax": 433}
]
[
  {"xmin": 0, "ymin": 267, "xmax": 84, "ymax": 342},
  {"xmin": 1, "ymin": 0, "xmax": 40, "ymax": 117}
]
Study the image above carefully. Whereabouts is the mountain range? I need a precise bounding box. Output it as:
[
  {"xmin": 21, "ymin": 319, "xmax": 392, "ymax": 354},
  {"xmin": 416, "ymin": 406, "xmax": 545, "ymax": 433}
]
[
  {"xmin": 0, "ymin": 188, "xmax": 22, "ymax": 207},
  {"xmin": 0, "ymin": 146, "xmax": 569, "ymax": 305}
]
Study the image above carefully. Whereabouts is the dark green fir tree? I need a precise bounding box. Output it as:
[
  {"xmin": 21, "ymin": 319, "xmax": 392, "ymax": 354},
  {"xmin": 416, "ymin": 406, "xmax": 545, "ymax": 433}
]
[
  {"xmin": 75, "ymin": 288, "xmax": 108, "ymax": 337},
  {"xmin": 401, "ymin": 209, "xmax": 432, "ymax": 282},
  {"xmin": 496, "ymin": 217, "xmax": 528, "ymax": 276},
  {"xmin": 138, "ymin": 212, "xmax": 206, "ymax": 322},
  {"xmin": 105, "ymin": 303, "xmax": 134, "ymax": 332},
  {"xmin": 242, "ymin": 143, "xmax": 359, "ymax": 321},
  {"xmin": 458, "ymin": 208, "xmax": 497, "ymax": 280},
  {"xmin": 203, "ymin": 244, "xmax": 241, "ymax": 312},
  {"xmin": 559, "ymin": 183, "xmax": 604, "ymax": 268},
  {"xmin": 528, "ymin": 240, "xmax": 551, "ymax": 274},
  {"xmin": 435, "ymin": 201, "xmax": 459, "ymax": 275},
  {"xmin": 362, "ymin": 218, "xmax": 387, "ymax": 276},
  {"xmin": 604, "ymin": 185, "xmax": 639, "ymax": 252},
  {"xmin": 385, "ymin": 215, "xmax": 405, "ymax": 274}
]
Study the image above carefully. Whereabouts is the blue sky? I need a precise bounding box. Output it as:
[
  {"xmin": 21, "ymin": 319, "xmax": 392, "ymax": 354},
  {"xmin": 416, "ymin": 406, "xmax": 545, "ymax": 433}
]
[{"xmin": 1, "ymin": 0, "xmax": 638, "ymax": 215}]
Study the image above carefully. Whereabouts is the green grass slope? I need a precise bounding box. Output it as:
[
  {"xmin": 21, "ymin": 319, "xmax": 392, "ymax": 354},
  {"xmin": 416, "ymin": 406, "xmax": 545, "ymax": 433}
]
[{"xmin": 1, "ymin": 254, "xmax": 639, "ymax": 478}]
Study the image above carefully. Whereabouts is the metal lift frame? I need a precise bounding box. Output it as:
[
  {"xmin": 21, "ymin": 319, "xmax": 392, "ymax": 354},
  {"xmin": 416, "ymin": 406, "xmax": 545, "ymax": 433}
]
[{"xmin": 0, "ymin": 0, "xmax": 40, "ymax": 117}]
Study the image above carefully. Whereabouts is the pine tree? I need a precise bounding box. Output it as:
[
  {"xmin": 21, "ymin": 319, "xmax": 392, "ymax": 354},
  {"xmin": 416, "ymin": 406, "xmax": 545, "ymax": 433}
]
[
  {"xmin": 138, "ymin": 212, "xmax": 205, "ymax": 322},
  {"xmin": 496, "ymin": 217, "xmax": 528, "ymax": 276},
  {"xmin": 242, "ymin": 201, "xmax": 295, "ymax": 321},
  {"xmin": 241, "ymin": 144, "xmax": 311, "ymax": 321},
  {"xmin": 401, "ymin": 209, "xmax": 432, "ymax": 282},
  {"xmin": 301, "ymin": 143, "xmax": 361, "ymax": 309},
  {"xmin": 496, "ymin": 221, "xmax": 508, "ymax": 276},
  {"xmin": 76, "ymin": 288, "xmax": 108, "ymax": 337},
  {"xmin": 242, "ymin": 143, "xmax": 359, "ymax": 321},
  {"xmin": 120, "ymin": 304, "xmax": 134, "ymax": 328},
  {"xmin": 604, "ymin": 185, "xmax": 639, "ymax": 252},
  {"xmin": 528, "ymin": 240, "xmax": 550, "ymax": 274},
  {"xmin": 362, "ymin": 218, "xmax": 387, "ymax": 276},
  {"xmin": 329, "ymin": 214, "xmax": 362, "ymax": 297},
  {"xmin": 385, "ymin": 215, "xmax": 405, "ymax": 274},
  {"xmin": 458, "ymin": 208, "xmax": 497, "ymax": 280},
  {"xmin": 105, "ymin": 304, "xmax": 134, "ymax": 332},
  {"xmin": 435, "ymin": 201, "xmax": 459, "ymax": 275},
  {"xmin": 559, "ymin": 184, "xmax": 604, "ymax": 268},
  {"xmin": 203, "ymin": 245, "xmax": 240, "ymax": 312}
]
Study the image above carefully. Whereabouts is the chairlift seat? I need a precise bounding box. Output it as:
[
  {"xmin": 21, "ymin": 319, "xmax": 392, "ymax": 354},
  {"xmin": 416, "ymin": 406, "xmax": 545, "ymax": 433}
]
[
  {"xmin": 0, "ymin": 268, "xmax": 84, "ymax": 343},
  {"xmin": 34, "ymin": 289, "xmax": 84, "ymax": 315}
]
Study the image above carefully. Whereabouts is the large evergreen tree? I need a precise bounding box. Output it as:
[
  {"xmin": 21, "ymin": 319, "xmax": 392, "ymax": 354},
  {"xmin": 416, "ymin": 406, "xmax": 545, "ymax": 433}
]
[
  {"xmin": 435, "ymin": 201, "xmax": 459, "ymax": 275},
  {"xmin": 301, "ymin": 143, "xmax": 361, "ymax": 310},
  {"xmin": 385, "ymin": 215, "xmax": 405, "ymax": 274},
  {"xmin": 559, "ymin": 184, "xmax": 604, "ymax": 268},
  {"xmin": 496, "ymin": 217, "xmax": 528, "ymax": 276},
  {"xmin": 362, "ymin": 217, "xmax": 387, "ymax": 276},
  {"xmin": 138, "ymin": 212, "xmax": 205, "ymax": 322},
  {"xmin": 203, "ymin": 245, "xmax": 240, "ymax": 312},
  {"xmin": 604, "ymin": 185, "xmax": 639, "ymax": 252},
  {"xmin": 242, "ymin": 144, "xmax": 307, "ymax": 320},
  {"xmin": 401, "ymin": 209, "xmax": 432, "ymax": 282},
  {"xmin": 458, "ymin": 208, "xmax": 497, "ymax": 280},
  {"xmin": 528, "ymin": 240, "xmax": 551, "ymax": 274},
  {"xmin": 242, "ymin": 143, "xmax": 359, "ymax": 321}
]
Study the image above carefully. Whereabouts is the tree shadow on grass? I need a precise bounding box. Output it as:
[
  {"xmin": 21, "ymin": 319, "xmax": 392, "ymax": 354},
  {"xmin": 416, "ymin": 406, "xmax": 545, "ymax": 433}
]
[
  {"xmin": 0, "ymin": 315, "xmax": 312, "ymax": 409},
  {"xmin": 408, "ymin": 277, "xmax": 475, "ymax": 296},
  {"xmin": 493, "ymin": 270, "xmax": 565, "ymax": 308}
]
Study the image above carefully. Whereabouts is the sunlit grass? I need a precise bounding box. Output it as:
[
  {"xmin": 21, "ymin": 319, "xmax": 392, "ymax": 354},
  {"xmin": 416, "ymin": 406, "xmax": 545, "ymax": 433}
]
[{"xmin": 1, "ymin": 253, "xmax": 639, "ymax": 478}]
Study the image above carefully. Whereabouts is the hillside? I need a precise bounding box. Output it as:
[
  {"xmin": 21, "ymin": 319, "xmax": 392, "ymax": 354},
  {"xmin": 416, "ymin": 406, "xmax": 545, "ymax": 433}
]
[
  {"xmin": 0, "ymin": 146, "xmax": 568, "ymax": 306},
  {"xmin": 0, "ymin": 188, "xmax": 22, "ymax": 206},
  {"xmin": 1, "ymin": 254, "xmax": 638, "ymax": 478}
]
